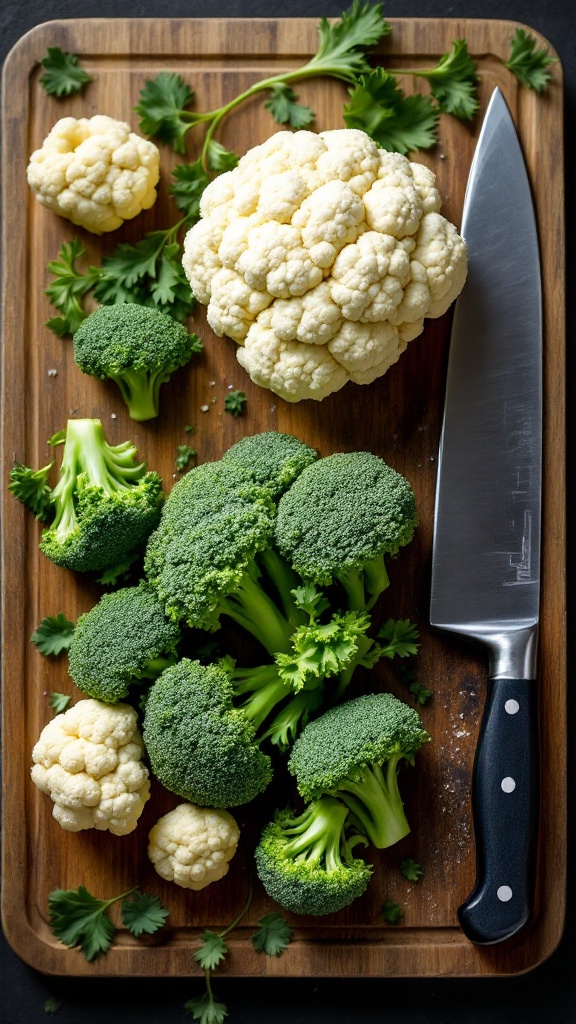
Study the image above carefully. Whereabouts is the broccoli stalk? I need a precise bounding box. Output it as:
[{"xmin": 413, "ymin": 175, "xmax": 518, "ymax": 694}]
[
  {"xmin": 222, "ymin": 658, "xmax": 324, "ymax": 752},
  {"xmin": 333, "ymin": 757, "xmax": 412, "ymax": 849},
  {"xmin": 255, "ymin": 797, "xmax": 372, "ymax": 916}
]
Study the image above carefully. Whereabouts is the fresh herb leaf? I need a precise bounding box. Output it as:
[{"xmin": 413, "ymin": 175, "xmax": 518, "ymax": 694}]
[
  {"xmin": 48, "ymin": 885, "xmax": 128, "ymax": 961},
  {"xmin": 95, "ymin": 554, "xmax": 139, "ymax": 586},
  {"xmin": 43, "ymin": 996, "xmax": 62, "ymax": 1015},
  {"xmin": 381, "ymin": 900, "xmax": 404, "ymax": 924},
  {"xmin": 38, "ymin": 46, "xmax": 92, "ymax": 97},
  {"xmin": 169, "ymin": 160, "xmax": 211, "ymax": 220},
  {"xmin": 396, "ymin": 663, "xmax": 433, "ymax": 706},
  {"xmin": 344, "ymin": 69, "xmax": 438, "ymax": 154},
  {"xmin": 31, "ymin": 613, "xmax": 75, "ymax": 657},
  {"xmin": 176, "ymin": 445, "xmax": 197, "ymax": 472},
  {"xmin": 276, "ymin": 611, "xmax": 371, "ymax": 691},
  {"xmin": 8, "ymin": 460, "xmax": 53, "ymax": 520},
  {"xmin": 308, "ymin": 0, "xmax": 391, "ymax": 84},
  {"xmin": 399, "ymin": 857, "xmax": 424, "ymax": 882},
  {"xmin": 291, "ymin": 583, "xmax": 330, "ymax": 619},
  {"xmin": 49, "ymin": 693, "xmax": 72, "ymax": 715},
  {"xmin": 251, "ymin": 912, "xmax": 293, "ymax": 956},
  {"xmin": 397, "ymin": 39, "xmax": 479, "ymax": 120},
  {"xmin": 120, "ymin": 891, "xmax": 169, "ymax": 937},
  {"xmin": 135, "ymin": 72, "xmax": 196, "ymax": 153},
  {"xmin": 206, "ymin": 140, "xmax": 239, "ymax": 173},
  {"xmin": 264, "ymin": 83, "xmax": 315, "ymax": 128},
  {"xmin": 377, "ymin": 619, "xmax": 420, "ymax": 658},
  {"xmin": 505, "ymin": 28, "xmax": 557, "ymax": 92},
  {"xmin": 44, "ymin": 239, "xmax": 98, "ymax": 337},
  {"xmin": 193, "ymin": 931, "xmax": 229, "ymax": 971},
  {"xmin": 224, "ymin": 390, "xmax": 247, "ymax": 416},
  {"xmin": 184, "ymin": 990, "xmax": 228, "ymax": 1024}
]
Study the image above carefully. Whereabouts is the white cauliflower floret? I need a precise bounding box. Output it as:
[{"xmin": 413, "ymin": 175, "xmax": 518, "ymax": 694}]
[
  {"xmin": 27, "ymin": 115, "xmax": 160, "ymax": 234},
  {"xmin": 148, "ymin": 803, "xmax": 240, "ymax": 890},
  {"xmin": 182, "ymin": 128, "xmax": 467, "ymax": 402},
  {"xmin": 30, "ymin": 699, "xmax": 150, "ymax": 835}
]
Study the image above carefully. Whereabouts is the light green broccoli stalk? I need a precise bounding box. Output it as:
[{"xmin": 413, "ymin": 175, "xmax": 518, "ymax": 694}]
[{"xmin": 72, "ymin": 302, "xmax": 202, "ymax": 421}]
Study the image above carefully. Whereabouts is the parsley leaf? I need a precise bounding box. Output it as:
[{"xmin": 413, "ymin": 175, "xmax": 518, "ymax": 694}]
[
  {"xmin": 120, "ymin": 891, "xmax": 169, "ymax": 937},
  {"xmin": 184, "ymin": 991, "xmax": 228, "ymax": 1024},
  {"xmin": 291, "ymin": 583, "xmax": 330, "ymax": 619},
  {"xmin": 398, "ymin": 39, "xmax": 479, "ymax": 120},
  {"xmin": 44, "ymin": 239, "xmax": 98, "ymax": 337},
  {"xmin": 193, "ymin": 931, "xmax": 229, "ymax": 971},
  {"xmin": 38, "ymin": 47, "xmax": 92, "ymax": 98},
  {"xmin": 251, "ymin": 912, "xmax": 293, "ymax": 956},
  {"xmin": 169, "ymin": 161, "xmax": 211, "ymax": 219},
  {"xmin": 308, "ymin": 0, "xmax": 391, "ymax": 83},
  {"xmin": 396, "ymin": 663, "xmax": 433, "ymax": 706},
  {"xmin": 31, "ymin": 613, "xmax": 75, "ymax": 657},
  {"xmin": 135, "ymin": 72, "xmax": 196, "ymax": 152},
  {"xmin": 224, "ymin": 390, "xmax": 247, "ymax": 416},
  {"xmin": 49, "ymin": 693, "xmax": 72, "ymax": 715},
  {"xmin": 377, "ymin": 619, "xmax": 420, "ymax": 658},
  {"xmin": 381, "ymin": 900, "xmax": 404, "ymax": 924},
  {"xmin": 399, "ymin": 857, "xmax": 424, "ymax": 882},
  {"xmin": 48, "ymin": 885, "xmax": 122, "ymax": 961},
  {"xmin": 264, "ymin": 83, "xmax": 315, "ymax": 128},
  {"xmin": 176, "ymin": 445, "xmax": 197, "ymax": 472},
  {"xmin": 344, "ymin": 69, "xmax": 438, "ymax": 154},
  {"xmin": 505, "ymin": 28, "xmax": 557, "ymax": 92},
  {"xmin": 8, "ymin": 460, "xmax": 53, "ymax": 520},
  {"xmin": 206, "ymin": 140, "xmax": 239, "ymax": 173}
]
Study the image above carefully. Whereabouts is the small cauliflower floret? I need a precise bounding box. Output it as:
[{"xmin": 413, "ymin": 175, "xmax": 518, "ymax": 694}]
[
  {"xmin": 148, "ymin": 803, "xmax": 240, "ymax": 890},
  {"xmin": 207, "ymin": 268, "xmax": 272, "ymax": 342},
  {"xmin": 30, "ymin": 699, "xmax": 150, "ymax": 835},
  {"xmin": 328, "ymin": 320, "xmax": 406, "ymax": 384},
  {"xmin": 182, "ymin": 128, "xmax": 467, "ymax": 403},
  {"xmin": 238, "ymin": 309, "xmax": 348, "ymax": 402},
  {"xmin": 26, "ymin": 115, "xmax": 160, "ymax": 234},
  {"xmin": 330, "ymin": 232, "xmax": 411, "ymax": 323},
  {"xmin": 292, "ymin": 180, "xmax": 365, "ymax": 268}
]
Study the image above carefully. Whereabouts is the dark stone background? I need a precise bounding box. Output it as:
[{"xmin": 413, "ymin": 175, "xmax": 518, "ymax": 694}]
[{"xmin": 1, "ymin": 1, "xmax": 573, "ymax": 1021}]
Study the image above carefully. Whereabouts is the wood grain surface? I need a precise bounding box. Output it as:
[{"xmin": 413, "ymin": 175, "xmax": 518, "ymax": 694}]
[{"xmin": 1, "ymin": 16, "xmax": 565, "ymax": 977}]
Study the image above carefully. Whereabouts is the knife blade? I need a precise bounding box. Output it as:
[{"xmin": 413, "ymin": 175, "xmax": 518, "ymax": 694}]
[{"xmin": 429, "ymin": 88, "xmax": 542, "ymax": 945}]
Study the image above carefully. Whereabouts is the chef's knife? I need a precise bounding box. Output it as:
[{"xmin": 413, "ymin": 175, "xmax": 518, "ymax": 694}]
[{"xmin": 429, "ymin": 88, "xmax": 541, "ymax": 945}]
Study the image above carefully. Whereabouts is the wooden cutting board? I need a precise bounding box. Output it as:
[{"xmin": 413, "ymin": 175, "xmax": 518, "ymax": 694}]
[{"xmin": 1, "ymin": 16, "xmax": 565, "ymax": 978}]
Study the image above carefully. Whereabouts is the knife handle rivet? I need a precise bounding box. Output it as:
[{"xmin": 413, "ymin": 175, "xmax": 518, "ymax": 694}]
[
  {"xmin": 505, "ymin": 699, "xmax": 520, "ymax": 715},
  {"xmin": 501, "ymin": 777, "xmax": 516, "ymax": 793},
  {"xmin": 497, "ymin": 885, "xmax": 513, "ymax": 902}
]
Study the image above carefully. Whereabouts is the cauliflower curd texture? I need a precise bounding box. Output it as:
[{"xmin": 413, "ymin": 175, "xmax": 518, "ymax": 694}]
[
  {"xmin": 31, "ymin": 699, "xmax": 150, "ymax": 835},
  {"xmin": 182, "ymin": 129, "xmax": 468, "ymax": 402},
  {"xmin": 148, "ymin": 803, "xmax": 240, "ymax": 890},
  {"xmin": 27, "ymin": 115, "xmax": 160, "ymax": 234}
]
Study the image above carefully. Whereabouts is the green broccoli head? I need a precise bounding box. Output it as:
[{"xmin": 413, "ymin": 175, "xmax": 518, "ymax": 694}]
[
  {"xmin": 142, "ymin": 658, "xmax": 273, "ymax": 807},
  {"xmin": 68, "ymin": 584, "xmax": 180, "ymax": 703},
  {"xmin": 221, "ymin": 431, "xmax": 318, "ymax": 499},
  {"xmin": 38, "ymin": 419, "xmax": 163, "ymax": 574},
  {"xmin": 255, "ymin": 797, "xmax": 372, "ymax": 916},
  {"xmin": 72, "ymin": 303, "xmax": 202, "ymax": 421},
  {"xmin": 144, "ymin": 461, "xmax": 294, "ymax": 654},
  {"xmin": 275, "ymin": 451, "xmax": 417, "ymax": 610},
  {"xmin": 288, "ymin": 693, "xmax": 429, "ymax": 849}
]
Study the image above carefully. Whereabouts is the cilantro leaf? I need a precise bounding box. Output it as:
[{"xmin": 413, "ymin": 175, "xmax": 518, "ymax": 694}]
[
  {"xmin": 31, "ymin": 613, "xmax": 75, "ymax": 657},
  {"xmin": 8, "ymin": 459, "xmax": 53, "ymax": 520},
  {"xmin": 43, "ymin": 996, "xmax": 62, "ymax": 1015},
  {"xmin": 38, "ymin": 47, "xmax": 92, "ymax": 98},
  {"xmin": 377, "ymin": 619, "xmax": 420, "ymax": 658},
  {"xmin": 400, "ymin": 39, "xmax": 479, "ymax": 120},
  {"xmin": 184, "ymin": 992, "xmax": 228, "ymax": 1024},
  {"xmin": 49, "ymin": 693, "xmax": 72, "ymax": 715},
  {"xmin": 135, "ymin": 72, "xmax": 196, "ymax": 152},
  {"xmin": 264, "ymin": 83, "xmax": 315, "ymax": 129},
  {"xmin": 396, "ymin": 663, "xmax": 433, "ymax": 706},
  {"xmin": 381, "ymin": 900, "xmax": 404, "ymax": 924},
  {"xmin": 251, "ymin": 912, "xmax": 293, "ymax": 956},
  {"xmin": 224, "ymin": 390, "xmax": 247, "ymax": 416},
  {"xmin": 308, "ymin": 1, "xmax": 391, "ymax": 84},
  {"xmin": 48, "ymin": 885, "xmax": 122, "ymax": 961},
  {"xmin": 193, "ymin": 930, "xmax": 229, "ymax": 971},
  {"xmin": 399, "ymin": 857, "xmax": 424, "ymax": 882},
  {"xmin": 206, "ymin": 140, "xmax": 239, "ymax": 173},
  {"xmin": 169, "ymin": 160, "xmax": 211, "ymax": 220},
  {"xmin": 120, "ymin": 891, "xmax": 169, "ymax": 937},
  {"xmin": 505, "ymin": 28, "xmax": 557, "ymax": 92},
  {"xmin": 176, "ymin": 445, "xmax": 197, "ymax": 472},
  {"xmin": 344, "ymin": 69, "xmax": 438, "ymax": 154},
  {"xmin": 290, "ymin": 583, "xmax": 330, "ymax": 619},
  {"xmin": 44, "ymin": 239, "xmax": 98, "ymax": 337}
]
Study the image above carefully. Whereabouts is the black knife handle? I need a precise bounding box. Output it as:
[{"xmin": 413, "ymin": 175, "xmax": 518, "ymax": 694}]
[{"xmin": 458, "ymin": 678, "xmax": 539, "ymax": 945}]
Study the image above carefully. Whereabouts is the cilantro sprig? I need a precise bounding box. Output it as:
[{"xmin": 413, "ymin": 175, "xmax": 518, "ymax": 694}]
[
  {"xmin": 48, "ymin": 885, "xmax": 169, "ymax": 961},
  {"xmin": 505, "ymin": 28, "xmax": 557, "ymax": 92},
  {"xmin": 38, "ymin": 47, "xmax": 92, "ymax": 98},
  {"xmin": 224, "ymin": 390, "xmax": 247, "ymax": 416},
  {"xmin": 31, "ymin": 613, "xmax": 75, "ymax": 657}
]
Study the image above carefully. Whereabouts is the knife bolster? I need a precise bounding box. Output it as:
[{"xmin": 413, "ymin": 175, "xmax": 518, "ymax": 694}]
[{"xmin": 485, "ymin": 624, "xmax": 539, "ymax": 680}]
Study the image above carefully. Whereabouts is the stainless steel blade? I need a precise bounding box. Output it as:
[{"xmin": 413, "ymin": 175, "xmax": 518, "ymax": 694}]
[{"xmin": 430, "ymin": 88, "xmax": 542, "ymax": 679}]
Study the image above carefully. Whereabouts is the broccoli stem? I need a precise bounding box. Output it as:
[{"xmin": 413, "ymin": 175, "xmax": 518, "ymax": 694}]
[
  {"xmin": 334, "ymin": 632, "xmax": 377, "ymax": 698},
  {"xmin": 133, "ymin": 653, "xmax": 178, "ymax": 681},
  {"xmin": 363, "ymin": 551, "xmax": 390, "ymax": 609},
  {"xmin": 109, "ymin": 368, "xmax": 170, "ymax": 422},
  {"xmin": 222, "ymin": 571, "xmax": 296, "ymax": 656},
  {"xmin": 258, "ymin": 547, "xmax": 307, "ymax": 627},
  {"xmin": 281, "ymin": 797, "xmax": 352, "ymax": 870},
  {"xmin": 337, "ymin": 567, "xmax": 368, "ymax": 611},
  {"xmin": 335, "ymin": 756, "xmax": 411, "ymax": 849},
  {"xmin": 260, "ymin": 688, "xmax": 324, "ymax": 752}
]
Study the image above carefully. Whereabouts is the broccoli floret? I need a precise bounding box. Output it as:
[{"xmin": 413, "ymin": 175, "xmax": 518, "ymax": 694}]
[
  {"xmin": 221, "ymin": 431, "xmax": 318, "ymax": 499},
  {"xmin": 255, "ymin": 797, "xmax": 372, "ymax": 915},
  {"xmin": 8, "ymin": 459, "xmax": 53, "ymax": 520},
  {"xmin": 24, "ymin": 418, "xmax": 163, "ymax": 574},
  {"xmin": 142, "ymin": 658, "xmax": 273, "ymax": 807},
  {"xmin": 72, "ymin": 303, "xmax": 202, "ymax": 421},
  {"xmin": 288, "ymin": 693, "xmax": 429, "ymax": 849},
  {"xmin": 68, "ymin": 584, "xmax": 180, "ymax": 703},
  {"xmin": 275, "ymin": 451, "xmax": 417, "ymax": 612}
]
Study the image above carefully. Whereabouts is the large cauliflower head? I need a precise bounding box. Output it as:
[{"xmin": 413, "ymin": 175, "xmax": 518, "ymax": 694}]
[
  {"xmin": 148, "ymin": 803, "xmax": 240, "ymax": 890},
  {"xmin": 30, "ymin": 699, "xmax": 150, "ymax": 835},
  {"xmin": 182, "ymin": 129, "xmax": 467, "ymax": 402},
  {"xmin": 27, "ymin": 115, "xmax": 160, "ymax": 234}
]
